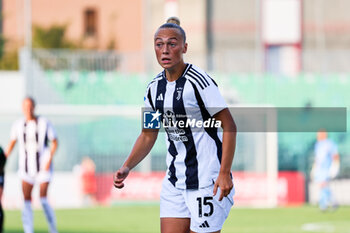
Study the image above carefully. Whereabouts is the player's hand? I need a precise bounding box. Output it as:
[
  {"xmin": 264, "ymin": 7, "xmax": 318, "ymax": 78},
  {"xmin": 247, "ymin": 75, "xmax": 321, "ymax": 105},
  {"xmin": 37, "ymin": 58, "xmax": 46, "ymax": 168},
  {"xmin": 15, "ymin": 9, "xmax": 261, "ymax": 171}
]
[
  {"xmin": 213, "ymin": 172, "xmax": 233, "ymax": 201},
  {"xmin": 114, "ymin": 166, "xmax": 130, "ymax": 189},
  {"xmin": 329, "ymin": 161, "xmax": 340, "ymax": 179}
]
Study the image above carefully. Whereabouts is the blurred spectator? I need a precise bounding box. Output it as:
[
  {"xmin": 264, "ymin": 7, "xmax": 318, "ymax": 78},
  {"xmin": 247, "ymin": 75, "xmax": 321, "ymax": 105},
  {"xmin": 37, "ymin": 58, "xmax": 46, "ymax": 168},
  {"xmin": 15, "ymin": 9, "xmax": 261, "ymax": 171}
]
[{"xmin": 80, "ymin": 157, "xmax": 97, "ymax": 205}]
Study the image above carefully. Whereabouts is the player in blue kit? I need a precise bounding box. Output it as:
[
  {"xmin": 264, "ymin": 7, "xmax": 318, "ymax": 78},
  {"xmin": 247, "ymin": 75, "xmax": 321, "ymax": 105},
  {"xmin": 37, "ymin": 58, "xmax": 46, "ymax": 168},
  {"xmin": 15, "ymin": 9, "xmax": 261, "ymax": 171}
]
[
  {"xmin": 114, "ymin": 17, "xmax": 237, "ymax": 233},
  {"xmin": 311, "ymin": 129, "xmax": 340, "ymax": 211}
]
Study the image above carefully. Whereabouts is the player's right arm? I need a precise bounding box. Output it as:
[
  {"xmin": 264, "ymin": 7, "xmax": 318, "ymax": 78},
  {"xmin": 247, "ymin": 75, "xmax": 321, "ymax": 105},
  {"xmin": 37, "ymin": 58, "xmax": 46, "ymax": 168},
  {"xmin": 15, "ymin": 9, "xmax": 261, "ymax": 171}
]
[
  {"xmin": 5, "ymin": 139, "xmax": 16, "ymax": 158},
  {"xmin": 114, "ymin": 128, "xmax": 159, "ymax": 189},
  {"xmin": 5, "ymin": 121, "xmax": 19, "ymax": 158}
]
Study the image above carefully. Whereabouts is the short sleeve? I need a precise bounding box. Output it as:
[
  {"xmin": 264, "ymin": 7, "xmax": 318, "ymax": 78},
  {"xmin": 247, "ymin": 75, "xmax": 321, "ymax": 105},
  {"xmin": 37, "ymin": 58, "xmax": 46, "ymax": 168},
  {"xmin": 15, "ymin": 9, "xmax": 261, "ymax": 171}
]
[
  {"xmin": 199, "ymin": 79, "xmax": 227, "ymax": 116},
  {"xmin": 144, "ymin": 86, "xmax": 153, "ymax": 109},
  {"xmin": 144, "ymin": 79, "xmax": 159, "ymax": 111},
  {"xmin": 187, "ymin": 65, "xmax": 227, "ymax": 116},
  {"xmin": 46, "ymin": 121, "xmax": 57, "ymax": 141}
]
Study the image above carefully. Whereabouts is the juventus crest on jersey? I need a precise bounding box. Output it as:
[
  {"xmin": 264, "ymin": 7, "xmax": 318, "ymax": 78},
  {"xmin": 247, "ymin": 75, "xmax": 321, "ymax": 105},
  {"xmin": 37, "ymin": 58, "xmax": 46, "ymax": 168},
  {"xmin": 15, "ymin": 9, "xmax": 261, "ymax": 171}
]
[{"xmin": 144, "ymin": 64, "xmax": 228, "ymax": 189}]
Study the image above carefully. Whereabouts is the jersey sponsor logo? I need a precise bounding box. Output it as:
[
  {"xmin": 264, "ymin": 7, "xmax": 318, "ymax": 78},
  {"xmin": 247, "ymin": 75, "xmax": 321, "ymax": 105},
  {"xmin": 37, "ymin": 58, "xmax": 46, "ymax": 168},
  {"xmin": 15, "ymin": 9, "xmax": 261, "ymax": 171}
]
[
  {"xmin": 157, "ymin": 93, "xmax": 164, "ymax": 101},
  {"xmin": 143, "ymin": 110, "xmax": 161, "ymax": 129},
  {"xmin": 167, "ymin": 130, "xmax": 188, "ymax": 142},
  {"xmin": 163, "ymin": 111, "xmax": 188, "ymax": 141}
]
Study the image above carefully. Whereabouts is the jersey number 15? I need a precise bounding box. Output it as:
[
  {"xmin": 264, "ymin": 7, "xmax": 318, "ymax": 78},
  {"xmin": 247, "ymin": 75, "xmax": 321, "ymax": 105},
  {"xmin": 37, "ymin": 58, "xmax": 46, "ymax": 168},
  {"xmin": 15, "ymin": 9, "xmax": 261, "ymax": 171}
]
[{"xmin": 196, "ymin": 197, "xmax": 214, "ymax": 217}]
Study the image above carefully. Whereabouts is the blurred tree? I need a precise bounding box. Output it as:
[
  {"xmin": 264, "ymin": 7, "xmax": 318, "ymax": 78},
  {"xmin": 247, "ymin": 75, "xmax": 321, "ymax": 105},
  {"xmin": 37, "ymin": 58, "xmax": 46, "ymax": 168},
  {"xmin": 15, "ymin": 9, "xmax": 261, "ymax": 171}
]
[
  {"xmin": 0, "ymin": 35, "xmax": 5, "ymax": 59},
  {"xmin": 106, "ymin": 38, "xmax": 116, "ymax": 50},
  {"xmin": 33, "ymin": 24, "xmax": 76, "ymax": 49},
  {"xmin": 0, "ymin": 50, "xmax": 18, "ymax": 70},
  {"xmin": 0, "ymin": 34, "xmax": 18, "ymax": 70}
]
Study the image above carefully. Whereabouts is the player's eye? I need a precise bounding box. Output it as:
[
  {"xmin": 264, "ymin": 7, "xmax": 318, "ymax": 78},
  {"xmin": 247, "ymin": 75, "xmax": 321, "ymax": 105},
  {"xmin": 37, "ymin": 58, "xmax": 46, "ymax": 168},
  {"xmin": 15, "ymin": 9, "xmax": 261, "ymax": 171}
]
[{"xmin": 156, "ymin": 43, "xmax": 163, "ymax": 47}]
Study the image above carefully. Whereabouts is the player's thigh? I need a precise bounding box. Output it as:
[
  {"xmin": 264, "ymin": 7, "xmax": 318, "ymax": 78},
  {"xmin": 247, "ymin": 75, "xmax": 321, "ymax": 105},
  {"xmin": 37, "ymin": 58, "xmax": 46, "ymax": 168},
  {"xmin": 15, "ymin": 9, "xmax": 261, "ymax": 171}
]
[
  {"xmin": 38, "ymin": 170, "xmax": 53, "ymax": 197},
  {"xmin": 161, "ymin": 217, "xmax": 190, "ymax": 233},
  {"xmin": 22, "ymin": 180, "xmax": 34, "ymax": 200},
  {"xmin": 186, "ymin": 185, "xmax": 234, "ymax": 233},
  {"xmin": 39, "ymin": 182, "xmax": 50, "ymax": 197}
]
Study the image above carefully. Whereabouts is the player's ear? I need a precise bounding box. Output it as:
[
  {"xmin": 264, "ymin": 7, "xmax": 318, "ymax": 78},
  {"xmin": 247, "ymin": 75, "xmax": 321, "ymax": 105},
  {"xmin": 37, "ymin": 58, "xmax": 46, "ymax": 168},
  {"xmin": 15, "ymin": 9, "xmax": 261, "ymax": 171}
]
[{"xmin": 183, "ymin": 43, "xmax": 187, "ymax": 54}]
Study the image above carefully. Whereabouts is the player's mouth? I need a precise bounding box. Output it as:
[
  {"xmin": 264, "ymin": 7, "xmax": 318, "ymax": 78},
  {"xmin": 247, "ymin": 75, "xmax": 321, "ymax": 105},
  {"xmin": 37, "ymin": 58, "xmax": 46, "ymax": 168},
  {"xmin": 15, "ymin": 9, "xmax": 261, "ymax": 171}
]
[{"xmin": 161, "ymin": 58, "xmax": 171, "ymax": 64}]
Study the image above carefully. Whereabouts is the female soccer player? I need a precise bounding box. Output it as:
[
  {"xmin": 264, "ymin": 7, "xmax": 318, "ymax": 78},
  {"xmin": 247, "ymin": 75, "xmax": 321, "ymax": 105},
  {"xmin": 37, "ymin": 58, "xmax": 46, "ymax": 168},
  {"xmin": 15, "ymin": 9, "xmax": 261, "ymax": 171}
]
[
  {"xmin": 5, "ymin": 97, "xmax": 58, "ymax": 233},
  {"xmin": 114, "ymin": 17, "xmax": 237, "ymax": 233}
]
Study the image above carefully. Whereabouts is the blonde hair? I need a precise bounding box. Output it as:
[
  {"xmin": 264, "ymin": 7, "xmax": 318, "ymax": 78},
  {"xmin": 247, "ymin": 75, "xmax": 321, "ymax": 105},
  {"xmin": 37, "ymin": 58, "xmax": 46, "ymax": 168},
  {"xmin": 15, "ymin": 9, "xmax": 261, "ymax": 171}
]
[
  {"xmin": 166, "ymin": 16, "xmax": 180, "ymax": 26},
  {"xmin": 157, "ymin": 17, "xmax": 186, "ymax": 43}
]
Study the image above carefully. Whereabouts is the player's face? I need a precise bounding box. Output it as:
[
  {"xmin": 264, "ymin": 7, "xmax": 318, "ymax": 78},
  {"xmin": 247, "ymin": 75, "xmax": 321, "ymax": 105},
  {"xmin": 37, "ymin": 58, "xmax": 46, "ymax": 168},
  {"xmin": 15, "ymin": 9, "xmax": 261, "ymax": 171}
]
[
  {"xmin": 154, "ymin": 28, "xmax": 187, "ymax": 70},
  {"xmin": 22, "ymin": 98, "xmax": 35, "ymax": 120},
  {"xmin": 317, "ymin": 131, "xmax": 327, "ymax": 141}
]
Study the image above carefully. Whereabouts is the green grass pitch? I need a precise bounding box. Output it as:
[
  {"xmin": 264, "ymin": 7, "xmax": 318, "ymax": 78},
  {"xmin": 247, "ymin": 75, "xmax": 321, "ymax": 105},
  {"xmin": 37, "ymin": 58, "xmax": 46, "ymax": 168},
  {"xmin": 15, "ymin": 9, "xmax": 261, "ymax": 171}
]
[{"xmin": 4, "ymin": 204, "xmax": 350, "ymax": 233}]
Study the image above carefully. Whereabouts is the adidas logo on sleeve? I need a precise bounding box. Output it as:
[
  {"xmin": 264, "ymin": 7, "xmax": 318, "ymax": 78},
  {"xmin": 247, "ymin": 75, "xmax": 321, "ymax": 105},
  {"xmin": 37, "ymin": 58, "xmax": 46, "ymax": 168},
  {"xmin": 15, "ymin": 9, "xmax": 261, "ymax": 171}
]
[{"xmin": 157, "ymin": 93, "xmax": 163, "ymax": 101}]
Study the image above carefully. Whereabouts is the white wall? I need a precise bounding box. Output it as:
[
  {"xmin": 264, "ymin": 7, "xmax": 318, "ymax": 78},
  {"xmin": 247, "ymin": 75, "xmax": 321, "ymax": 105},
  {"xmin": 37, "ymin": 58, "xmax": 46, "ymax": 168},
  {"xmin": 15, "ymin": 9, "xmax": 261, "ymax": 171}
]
[
  {"xmin": 0, "ymin": 72, "xmax": 24, "ymax": 171},
  {"xmin": 3, "ymin": 172, "xmax": 84, "ymax": 209},
  {"xmin": 0, "ymin": 71, "xmax": 24, "ymax": 113}
]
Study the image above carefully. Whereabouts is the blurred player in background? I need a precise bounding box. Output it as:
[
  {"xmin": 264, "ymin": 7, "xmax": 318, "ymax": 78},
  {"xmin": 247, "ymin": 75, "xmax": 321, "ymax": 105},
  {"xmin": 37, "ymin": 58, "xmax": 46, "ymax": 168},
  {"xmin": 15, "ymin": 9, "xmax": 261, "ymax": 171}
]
[
  {"xmin": 0, "ymin": 146, "xmax": 6, "ymax": 233},
  {"xmin": 5, "ymin": 97, "xmax": 59, "ymax": 233},
  {"xmin": 80, "ymin": 157, "xmax": 97, "ymax": 205},
  {"xmin": 311, "ymin": 129, "xmax": 340, "ymax": 211},
  {"xmin": 114, "ymin": 17, "xmax": 237, "ymax": 233}
]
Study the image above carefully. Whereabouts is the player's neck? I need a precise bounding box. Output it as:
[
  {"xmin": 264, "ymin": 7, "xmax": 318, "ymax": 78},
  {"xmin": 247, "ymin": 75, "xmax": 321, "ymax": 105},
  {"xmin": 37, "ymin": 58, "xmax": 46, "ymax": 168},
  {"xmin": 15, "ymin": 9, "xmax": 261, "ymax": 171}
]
[
  {"xmin": 165, "ymin": 62, "xmax": 186, "ymax": 82},
  {"xmin": 26, "ymin": 115, "xmax": 37, "ymax": 122}
]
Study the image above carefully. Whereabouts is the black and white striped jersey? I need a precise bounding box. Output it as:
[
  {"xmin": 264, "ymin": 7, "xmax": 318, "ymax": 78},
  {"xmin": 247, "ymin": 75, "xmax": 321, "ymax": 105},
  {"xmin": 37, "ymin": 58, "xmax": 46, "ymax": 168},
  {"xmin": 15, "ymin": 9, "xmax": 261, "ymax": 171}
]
[
  {"xmin": 10, "ymin": 117, "xmax": 57, "ymax": 176},
  {"xmin": 145, "ymin": 64, "xmax": 227, "ymax": 189}
]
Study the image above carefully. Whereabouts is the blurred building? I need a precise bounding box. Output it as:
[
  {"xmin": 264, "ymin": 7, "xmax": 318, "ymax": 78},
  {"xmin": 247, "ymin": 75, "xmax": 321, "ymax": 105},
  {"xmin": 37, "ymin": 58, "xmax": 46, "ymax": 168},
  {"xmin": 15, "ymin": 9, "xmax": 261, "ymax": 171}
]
[
  {"xmin": 2, "ymin": 0, "xmax": 144, "ymax": 51},
  {"xmin": 1, "ymin": 0, "xmax": 350, "ymax": 73},
  {"xmin": 1, "ymin": 0, "xmax": 350, "ymax": 208}
]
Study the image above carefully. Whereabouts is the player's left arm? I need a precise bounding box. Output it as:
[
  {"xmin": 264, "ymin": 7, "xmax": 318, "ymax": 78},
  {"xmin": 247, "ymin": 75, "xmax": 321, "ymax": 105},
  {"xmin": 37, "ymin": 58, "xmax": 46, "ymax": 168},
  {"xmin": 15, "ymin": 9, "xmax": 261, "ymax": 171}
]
[
  {"xmin": 213, "ymin": 108, "xmax": 237, "ymax": 201},
  {"xmin": 5, "ymin": 139, "xmax": 16, "ymax": 158},
  {"xmin": 44, "ymin": 138, "xmax": 58, "ymax": 171},
  {"xmin": 44, "ymin": 122, "xmax": 58, "ymax": 171}
]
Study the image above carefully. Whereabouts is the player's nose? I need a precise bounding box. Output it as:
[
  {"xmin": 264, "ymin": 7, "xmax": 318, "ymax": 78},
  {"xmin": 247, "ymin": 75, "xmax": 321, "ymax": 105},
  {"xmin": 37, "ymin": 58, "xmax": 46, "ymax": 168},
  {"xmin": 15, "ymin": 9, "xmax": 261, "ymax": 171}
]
[{"xmin": 162, "ymin": 45, "xmax": 169, "ymax": 54}]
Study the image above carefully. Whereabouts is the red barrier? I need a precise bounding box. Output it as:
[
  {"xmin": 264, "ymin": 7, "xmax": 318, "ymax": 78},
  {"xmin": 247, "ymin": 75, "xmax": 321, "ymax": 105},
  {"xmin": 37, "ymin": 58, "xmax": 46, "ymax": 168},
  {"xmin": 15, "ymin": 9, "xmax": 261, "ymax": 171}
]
[
  {"xmin": 95, "ymin": 171, "xmax": 304, "ymax": 206},
  {"xmin": 278, "ymin": 171, "xmax": 305, "ymax": 205}
]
